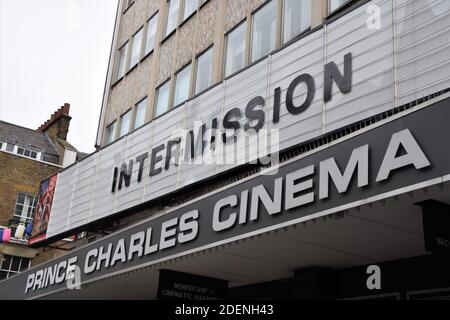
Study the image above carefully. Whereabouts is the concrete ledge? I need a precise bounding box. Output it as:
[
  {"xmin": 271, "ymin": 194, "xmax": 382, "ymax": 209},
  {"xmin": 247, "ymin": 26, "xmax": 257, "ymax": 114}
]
[{"xmin": 0, "ymin": 244, "xmax": 38, "ymax": 259}]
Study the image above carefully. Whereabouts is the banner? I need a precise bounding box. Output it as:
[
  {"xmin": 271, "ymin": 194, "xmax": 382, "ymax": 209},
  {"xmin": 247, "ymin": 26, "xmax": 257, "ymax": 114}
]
[{"xmin": 29, "ymin": 174, "xmax": 58, "ymax": 245}]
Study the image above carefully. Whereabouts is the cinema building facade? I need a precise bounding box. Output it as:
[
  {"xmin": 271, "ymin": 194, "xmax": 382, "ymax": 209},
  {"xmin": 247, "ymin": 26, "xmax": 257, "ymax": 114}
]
[{"xmin": 1, "ymin": 0, "xmax": 450, "ymax": 300}]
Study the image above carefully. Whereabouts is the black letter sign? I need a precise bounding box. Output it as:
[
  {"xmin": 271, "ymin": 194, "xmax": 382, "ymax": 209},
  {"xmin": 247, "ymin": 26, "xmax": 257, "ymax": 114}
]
[{"xmin": 286, "ymin": 74, "xmax": 315, "ymax": 115}]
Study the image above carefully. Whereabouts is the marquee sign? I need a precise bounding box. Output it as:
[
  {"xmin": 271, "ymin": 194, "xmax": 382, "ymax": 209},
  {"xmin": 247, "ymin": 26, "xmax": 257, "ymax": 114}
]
[
  {"xmin": 43, "ymin": 0, "xmax": 450, "ymax": 243},
  {"xmin": 0, "ymin": 96, "xmax": 448, "ymax": 300},
  {"xmin": 111, "ymin": 53, "xmax": 352, "ymax": 194}
]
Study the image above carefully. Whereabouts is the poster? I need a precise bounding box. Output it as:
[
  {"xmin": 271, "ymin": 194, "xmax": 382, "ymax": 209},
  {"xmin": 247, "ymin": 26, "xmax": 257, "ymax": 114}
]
[{"xmin": 28, "ymin": 174, "xmax": 58, "ymax": 245}]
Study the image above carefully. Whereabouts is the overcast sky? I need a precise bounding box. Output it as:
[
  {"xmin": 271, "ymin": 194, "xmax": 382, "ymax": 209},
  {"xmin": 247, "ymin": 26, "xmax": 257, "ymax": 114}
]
[{"xmin": 0, "ymin": 0, "xmax": 118, "ymax": 153}]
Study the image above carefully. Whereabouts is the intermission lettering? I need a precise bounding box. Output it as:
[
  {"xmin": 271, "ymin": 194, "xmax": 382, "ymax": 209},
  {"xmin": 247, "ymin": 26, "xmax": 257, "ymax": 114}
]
[{"xmin": 111, "ymin": 53, "xmax": 353, "ymax": 193}]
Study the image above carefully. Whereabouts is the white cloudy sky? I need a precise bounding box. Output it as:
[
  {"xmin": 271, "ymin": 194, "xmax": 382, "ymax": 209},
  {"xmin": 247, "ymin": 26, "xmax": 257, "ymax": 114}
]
[{"xmin": 0, "ymin": 0, "xmax": 118, "ymax": 153}]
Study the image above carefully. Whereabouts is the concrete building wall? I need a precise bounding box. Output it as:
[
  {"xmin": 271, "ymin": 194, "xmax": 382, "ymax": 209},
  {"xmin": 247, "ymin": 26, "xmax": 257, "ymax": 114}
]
[
  {"xmin": 104, "ymin": 0, "xmax": 222, "ymax": 132},
  {"xmin": 99, "ymin": 0, "xmax": 328, "ymax": 146}
]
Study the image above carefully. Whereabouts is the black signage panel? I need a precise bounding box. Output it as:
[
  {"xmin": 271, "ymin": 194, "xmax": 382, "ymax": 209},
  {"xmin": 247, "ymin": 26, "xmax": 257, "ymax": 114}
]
[
  {"xmin": 420, "ymin": 200, "xmax": 450, "ymax": 254},
  {"xmin": 337, "ymin": 254, "xmax": 450, "ymax": 299},
  {"xmin": 157, "ymin": 270, "xmax": 228, "ymax": 301}
]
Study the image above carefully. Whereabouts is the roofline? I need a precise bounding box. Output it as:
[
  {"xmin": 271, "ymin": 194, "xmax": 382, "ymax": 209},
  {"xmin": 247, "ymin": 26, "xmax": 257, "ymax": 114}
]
[
  {"xmin": 43, "ymin": 131, "xmax": 63, "ymax": 158},
  {"xmin": 0, "ymin": 120, "xmax": 60, "ymax": 157},
  {"xmin": 0, "ymin": 149, "xmax": 62, "ymax": 168},
  {"xmin": 95, "ymin": 0, "xmax": 121, "ymax": 149},
  {"xmin": 56, "ymin": 138, "xmax": 78, "ymax": 152},
  {"xmin": 0, "ymin": 119, "xmax": 42, "ymax": 133}
]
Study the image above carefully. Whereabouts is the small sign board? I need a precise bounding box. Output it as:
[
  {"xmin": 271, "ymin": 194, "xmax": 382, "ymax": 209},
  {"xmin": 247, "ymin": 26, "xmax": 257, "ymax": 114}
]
[
  {"xmin": 420, "ymin": 200, "xmax": 450, "ymax": 254},
  {"xmin": 157, "ymin": 270, "xmax": 228, "ymax": 301}
]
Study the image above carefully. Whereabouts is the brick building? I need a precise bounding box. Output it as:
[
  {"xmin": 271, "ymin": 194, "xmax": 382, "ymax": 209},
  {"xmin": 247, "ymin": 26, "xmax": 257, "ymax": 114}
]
[{"xmin": 0, "ymin": 104, "xmax": 83, "ymax": 280}]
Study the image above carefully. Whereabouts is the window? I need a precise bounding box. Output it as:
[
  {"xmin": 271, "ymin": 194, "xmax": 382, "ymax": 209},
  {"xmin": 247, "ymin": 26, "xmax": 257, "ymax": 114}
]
[
  {"xmin": 1, "ymin": 143, "xmax": 41, "ymax": 160},
  {"xmin": 145, "ymin": 13, "xmax": 159, "ymax": 55},
  {"xmin": 115, "ymin": 42, "xmax": 129, "ymax": 81},
  {"xmin": 130, "ymin": 28, "xmax": 143, "ymax": 69},
  {"xmin": 283, "ymin": 0, "xmax": 311, "ymax": 43},
  {"xmin": 0, "ymin": 255, "xmax": 31, "ymax": 280},
  {"xmin": 105, "ymin": 122, "xmax": 116, "ymax": 144},
  {"xmin": 225, "ymin": 21, "xmax": 247, "ymax": 77},
  {"xmin": 183, "ymin": 0, "xmax": 199, "ymax": 20},
  {"xmin": 14, "ymin": 193, "xmax": 37, "ymax": 221},
  {"xmin": 119, "ymin": 110, "xmax": 132, "ymax": 137},
  {"xmin": 174, "ymin": 64, "xmax": 192, "ymax": 106},
  {"xmin": 134, "ymin": 98, "xmax": 147, "ymax": 129},
  {"xmin": 155, "ymin": 81, "xmax": 171, "ymax": 117},
  {"xmin": 6, "ymin": 143, "xmax": 14, "ymax": 152},
  {"xmin": 165, "ymin": 0, "xmax": 180, "ymax": 36},
  {"xmin": 16, "ymin": 147, "xmax": 39, "ymax": 160},
  {"xmin": 251, "ymin": 0, "xmax": 277, "ymax": 62},
  {"xmin": 195, "ymin": 47, "xmax": 213, "ymax": 94},
  {"xmin": 329, "ymin": 0, "xmax": 351, "ymax": 13}
]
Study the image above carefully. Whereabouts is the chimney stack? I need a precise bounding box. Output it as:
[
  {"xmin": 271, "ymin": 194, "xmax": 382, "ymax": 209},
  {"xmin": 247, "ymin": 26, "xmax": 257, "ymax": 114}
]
[{"xmin": 37, "ymin": 103, "xmax": 72, "ymax": 142}]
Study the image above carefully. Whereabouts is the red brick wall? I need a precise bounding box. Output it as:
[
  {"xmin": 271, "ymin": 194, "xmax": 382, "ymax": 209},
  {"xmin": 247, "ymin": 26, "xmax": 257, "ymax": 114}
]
[
  {"xmin": 0, "ymin": 151, "xmax": 60, "ymax": 227},
  {"xmin": 0, "ymin": 151, "xmax": 69, "ymax": 266}
]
